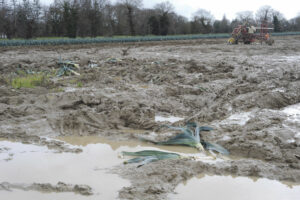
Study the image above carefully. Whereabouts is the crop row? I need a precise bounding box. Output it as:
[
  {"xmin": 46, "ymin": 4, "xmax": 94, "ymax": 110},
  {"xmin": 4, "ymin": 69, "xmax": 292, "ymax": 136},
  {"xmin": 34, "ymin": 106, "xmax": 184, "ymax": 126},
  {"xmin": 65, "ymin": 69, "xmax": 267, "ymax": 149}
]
[{"xmin": 1, "ymin": 32, "xmax": 299, "ymax": 47}]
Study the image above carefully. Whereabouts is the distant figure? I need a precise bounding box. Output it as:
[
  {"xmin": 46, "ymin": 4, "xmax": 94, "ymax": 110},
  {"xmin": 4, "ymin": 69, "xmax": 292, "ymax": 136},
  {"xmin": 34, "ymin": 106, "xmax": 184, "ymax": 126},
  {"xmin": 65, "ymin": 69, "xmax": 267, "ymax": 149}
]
[{"xmin": 248, "ymin": 26, "xmax": 256, "ymax": 34}]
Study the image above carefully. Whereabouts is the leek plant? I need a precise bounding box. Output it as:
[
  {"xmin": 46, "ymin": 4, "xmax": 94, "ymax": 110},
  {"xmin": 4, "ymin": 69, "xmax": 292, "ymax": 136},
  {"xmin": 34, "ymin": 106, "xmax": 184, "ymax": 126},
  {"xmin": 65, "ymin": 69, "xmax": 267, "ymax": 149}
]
[
  {"xmin": 56, "ymin": 61, "xmax": 80, "ymax": 77},
  {"xmin": 1, "ymin": 33, "xmax": 300, "ymax": 47},
  {"xmin": 142, "ymin": 122, "xmax": 229, "ymax": 155},
  {"xmin": 122, "ymin": 150, "xmax": 182, "ymax": 168}
]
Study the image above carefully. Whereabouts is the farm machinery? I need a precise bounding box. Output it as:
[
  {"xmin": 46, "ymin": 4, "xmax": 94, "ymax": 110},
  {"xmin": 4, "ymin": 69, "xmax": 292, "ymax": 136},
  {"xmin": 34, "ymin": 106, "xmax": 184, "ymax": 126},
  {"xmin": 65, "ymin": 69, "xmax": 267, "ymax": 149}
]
[{"xmin": 228, "ymin": 21, "xmax": 274, "ymax": 45}]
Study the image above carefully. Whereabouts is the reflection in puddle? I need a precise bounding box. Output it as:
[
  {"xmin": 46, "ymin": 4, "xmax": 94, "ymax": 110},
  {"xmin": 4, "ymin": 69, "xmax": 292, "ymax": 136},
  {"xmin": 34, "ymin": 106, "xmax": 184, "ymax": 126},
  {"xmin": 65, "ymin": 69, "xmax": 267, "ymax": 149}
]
[
  {"xmin": 170, "ymin": 175, "xmax": 300, "ymax": 200},
  {"xmin": 0, "ymin": 190, "xmax": 93, "ymax": 200},
  {"xmin": 0, "ymin": 140, "xmax": 129, "ymax": 200},
  {"xmin": 0, "ymin": 136, "xmax": 204, "ymax": 199},
  {"xmin": 58, "ymin": 136, "xmax": 200, "ymax": 154}
]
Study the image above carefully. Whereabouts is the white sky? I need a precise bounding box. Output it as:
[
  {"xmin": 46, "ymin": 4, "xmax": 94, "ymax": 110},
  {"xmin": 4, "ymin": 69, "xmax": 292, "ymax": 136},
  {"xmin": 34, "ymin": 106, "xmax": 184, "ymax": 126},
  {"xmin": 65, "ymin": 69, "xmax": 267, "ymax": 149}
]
[{"xmin": 41, "ymin": 0, "xmax": 300, "ymax": 20}]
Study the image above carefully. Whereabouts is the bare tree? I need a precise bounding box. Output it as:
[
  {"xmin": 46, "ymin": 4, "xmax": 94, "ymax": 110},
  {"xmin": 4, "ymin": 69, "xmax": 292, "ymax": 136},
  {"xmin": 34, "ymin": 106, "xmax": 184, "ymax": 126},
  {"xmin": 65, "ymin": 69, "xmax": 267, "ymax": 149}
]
[
  {"xmin": 117, "ymin": 0, "xmax": 142, "ymax": 35},
  {"xmin": 111, "ymin": 3, "xmax": 128, "ymax": 35},
  {"xmin": 289, "ymin": 14, "xmax": 300, "ymax": 31},
  {"xmin": 62, "ymin": 0, "xmax": 79, "ymax": 38},
  {"xmin": 255, "ymin": 5, "xmax": 274, "ymax": 22},
  {"xmin": 220, "ymin": 15, "xmax": 230, "ymax": 33},
  {"xmin": 102, "ymin": 3, "xmax": 118, "ymax": 36},
  {"xmin": 154, "ymin": 0, "xmax": 173, "ymax": 15},
  {"xmin": 255, "ymin": 5, "xmax": 288, "ymax": 32},
  {"xmin": 47, "ymin": 0, "xmax": 64, "ymax": 36},
  {"xmin": 192, "ymin": 9, "xmax": 214, "ymax": 33},
  {"xmin": 213, "ymin": 15, "xmax": 230, "ymax": 33},
  {"xmin": 0, "ymin": 0, "xmax": 7, "ymax": 38},
  {"xmin": 153, "ymin": 1, "xmax": 174, "ymax": 35},
  {"xmin": 169, "ymin": 14, "xmax": 189, "ymax": 35},
  {"xmin": 1, "ymin": 0, "xmax": 299, "ymax": 39},
  {"xmin": 236, "ymin": 11, "xmax": 254, "ymax": 24}
]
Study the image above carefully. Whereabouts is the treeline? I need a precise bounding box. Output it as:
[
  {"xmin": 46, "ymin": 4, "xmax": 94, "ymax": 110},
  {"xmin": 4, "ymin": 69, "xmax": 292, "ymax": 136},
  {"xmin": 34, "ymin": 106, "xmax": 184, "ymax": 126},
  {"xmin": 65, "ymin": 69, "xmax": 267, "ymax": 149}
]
[{"xmin": 1, "ymin": 0, "xmax": 300, "ymax": 39}]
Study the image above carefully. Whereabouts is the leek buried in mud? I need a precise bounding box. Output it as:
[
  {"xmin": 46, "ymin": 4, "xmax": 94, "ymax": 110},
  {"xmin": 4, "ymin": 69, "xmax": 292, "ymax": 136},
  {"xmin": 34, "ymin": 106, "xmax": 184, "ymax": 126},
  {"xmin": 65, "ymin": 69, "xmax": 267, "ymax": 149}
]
[
  {"xmin": 201, "ymin": 141, "xmax": 229, "ymax": 155},
  {"xmin": 122, "ymin": 150, "xmax": 181, "ymax": 167},
  {"xmin": 142, "ymin": 122, "xmax": 229, "ymax": 155}
]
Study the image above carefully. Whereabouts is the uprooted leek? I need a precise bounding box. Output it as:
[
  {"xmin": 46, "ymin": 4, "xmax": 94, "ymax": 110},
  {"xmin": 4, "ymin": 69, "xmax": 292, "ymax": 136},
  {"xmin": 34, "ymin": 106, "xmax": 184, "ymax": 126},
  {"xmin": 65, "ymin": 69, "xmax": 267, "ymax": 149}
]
[
  {"xmin": 56, "ymin": 60, "xmax": 80, "ymax": 77},
  {"xmin": 122, "ymin": 150, "xmax": 181, "ymax": 167},
  {"xmin": 141, "ymin": 122, "xmax": 229, "ymax": 155}
]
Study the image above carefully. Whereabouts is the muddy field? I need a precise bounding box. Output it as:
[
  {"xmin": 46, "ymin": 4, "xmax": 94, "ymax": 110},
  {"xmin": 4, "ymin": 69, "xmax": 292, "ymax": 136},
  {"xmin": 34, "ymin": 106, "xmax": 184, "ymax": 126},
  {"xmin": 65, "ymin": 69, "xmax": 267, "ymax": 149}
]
[{"xmin": 0, "ymin": 36, "xmax": 300, "ymax": 199}]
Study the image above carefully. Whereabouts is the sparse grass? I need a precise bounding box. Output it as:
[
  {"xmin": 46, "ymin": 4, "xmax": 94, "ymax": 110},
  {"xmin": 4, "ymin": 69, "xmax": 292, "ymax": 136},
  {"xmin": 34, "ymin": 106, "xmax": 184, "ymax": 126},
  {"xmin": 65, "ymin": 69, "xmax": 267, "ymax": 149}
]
[
  {"xmin": 16, "ymin": 69, "xmax": 27, "ymax": 76},
  {"xmin": 77, "ymin": 82, "xmax": 83, "ymax": 88},
  {"xmin": 48, "ymin": 69, "xmax": 57, "ymax": 77},
  {"xmin": 11, "ymin": 74, "xmax": 49, "ymax": 89},
  {"xmin": 67, "ymin": 79, "xmax": 83, "ymax": 87}
]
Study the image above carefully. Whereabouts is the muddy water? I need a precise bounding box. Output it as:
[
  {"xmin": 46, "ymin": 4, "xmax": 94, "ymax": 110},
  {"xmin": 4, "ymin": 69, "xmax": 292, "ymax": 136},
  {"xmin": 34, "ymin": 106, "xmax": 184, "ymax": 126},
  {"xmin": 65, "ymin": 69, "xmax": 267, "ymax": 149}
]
[
  {"xmin": 170, "ymin": 175, "xmax": 300, "ymax": 200},
  {"xmin": 155, "ymin": 115, "xmax": 184, "ymax": 123},
  {"xmin": 282, "ymin": 103, "xmax": 300, "ymax": 140},
  {"xmin": 58, "ymin": 136, "xmax": 200, "ymax": 154},
  {"xmin": 0, "ymin": 136, "xmax": 205, "ymax": 199},
  {"xmin": 0, "ymin": 140, "xmax": 129, "ymax": 199},
  {"xmin": 0, "ymin": 190, "xmax": 95, "ymax": 200}
]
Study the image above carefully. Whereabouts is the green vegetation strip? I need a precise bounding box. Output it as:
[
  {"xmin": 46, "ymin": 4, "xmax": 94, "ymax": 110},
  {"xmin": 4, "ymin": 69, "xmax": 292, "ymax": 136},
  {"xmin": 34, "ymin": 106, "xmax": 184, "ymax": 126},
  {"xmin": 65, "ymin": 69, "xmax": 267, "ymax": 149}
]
[
  {"xmin": 11, "ymin": 74, "xmax": 49, "ymax": 89},
  {"xmin": 1, "ymin": 32, "xmax": 299, "ymax": 47}
]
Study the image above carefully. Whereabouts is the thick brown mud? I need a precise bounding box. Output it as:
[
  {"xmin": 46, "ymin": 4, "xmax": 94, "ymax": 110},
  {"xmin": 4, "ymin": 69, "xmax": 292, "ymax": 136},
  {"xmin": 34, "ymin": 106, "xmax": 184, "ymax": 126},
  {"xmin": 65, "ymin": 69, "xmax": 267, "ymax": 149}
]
[{"xmin": 0, "ymin": 36, "xmax": 300, "ymax": 199}]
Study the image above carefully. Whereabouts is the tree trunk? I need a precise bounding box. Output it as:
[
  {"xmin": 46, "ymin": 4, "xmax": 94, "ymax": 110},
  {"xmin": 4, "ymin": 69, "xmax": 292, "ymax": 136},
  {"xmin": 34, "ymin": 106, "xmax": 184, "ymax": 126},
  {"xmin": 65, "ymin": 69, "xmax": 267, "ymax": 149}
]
[{"xmin": 127, "ymin": 5, "xmax": 135, "ymax": 36}]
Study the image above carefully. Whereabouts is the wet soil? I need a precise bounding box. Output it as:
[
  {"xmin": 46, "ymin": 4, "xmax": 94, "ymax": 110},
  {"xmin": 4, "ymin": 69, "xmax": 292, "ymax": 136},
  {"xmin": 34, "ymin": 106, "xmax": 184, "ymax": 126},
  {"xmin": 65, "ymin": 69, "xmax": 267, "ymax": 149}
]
[{"xmin": 0, "ymin": 36, "xmax": 300, "ymax": 199}]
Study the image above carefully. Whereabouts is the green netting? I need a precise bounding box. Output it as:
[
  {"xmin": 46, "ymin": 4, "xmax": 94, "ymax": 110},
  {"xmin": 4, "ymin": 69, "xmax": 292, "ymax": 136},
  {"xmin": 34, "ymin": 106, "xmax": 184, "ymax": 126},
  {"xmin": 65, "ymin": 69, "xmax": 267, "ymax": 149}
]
[
  {"xmin": 272, "ymin": 32, "xmax": 300, "ymax": 36},
  {"xmin": 1, "ymin": 32, "xmax": 299, "ymax": 47}
]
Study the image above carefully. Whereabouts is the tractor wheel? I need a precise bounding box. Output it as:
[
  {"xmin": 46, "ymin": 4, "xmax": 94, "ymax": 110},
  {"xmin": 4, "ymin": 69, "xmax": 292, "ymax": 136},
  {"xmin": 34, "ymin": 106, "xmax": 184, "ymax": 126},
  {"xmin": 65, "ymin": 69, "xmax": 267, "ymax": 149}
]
[{"xmin": 235, "ymin": 38, "xmax": 239, "ymax": 44}]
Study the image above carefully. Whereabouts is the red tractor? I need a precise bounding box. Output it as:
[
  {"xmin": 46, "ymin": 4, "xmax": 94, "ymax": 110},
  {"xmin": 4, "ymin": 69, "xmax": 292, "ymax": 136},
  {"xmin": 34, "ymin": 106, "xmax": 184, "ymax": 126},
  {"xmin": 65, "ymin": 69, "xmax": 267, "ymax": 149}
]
[{"xmin": 228, "ymin": 22, "xmax": 274, "ymax": 45}]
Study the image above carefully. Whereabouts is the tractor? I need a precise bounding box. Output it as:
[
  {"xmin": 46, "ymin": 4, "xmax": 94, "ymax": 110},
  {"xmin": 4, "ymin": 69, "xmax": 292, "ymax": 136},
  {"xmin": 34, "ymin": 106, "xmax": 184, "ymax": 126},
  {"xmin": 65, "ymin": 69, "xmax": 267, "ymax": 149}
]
[{"xmin": 228, "ymin": 22, "xmax": 274, "ymax": 45}]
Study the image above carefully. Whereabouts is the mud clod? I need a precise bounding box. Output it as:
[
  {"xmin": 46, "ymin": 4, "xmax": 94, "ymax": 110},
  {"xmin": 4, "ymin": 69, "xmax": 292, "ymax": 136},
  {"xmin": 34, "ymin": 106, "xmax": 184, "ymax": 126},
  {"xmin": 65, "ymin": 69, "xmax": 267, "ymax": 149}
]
[{"xmin": 0, "ymin": 182, "xmax": 93, "ymax": 196}]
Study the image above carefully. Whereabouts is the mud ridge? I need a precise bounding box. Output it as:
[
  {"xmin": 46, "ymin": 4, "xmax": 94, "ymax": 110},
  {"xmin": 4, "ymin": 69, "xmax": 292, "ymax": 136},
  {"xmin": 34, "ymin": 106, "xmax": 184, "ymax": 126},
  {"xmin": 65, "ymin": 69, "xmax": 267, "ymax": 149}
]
[{"xmin": 0, "ymin": 181, "xmax": 93, "ymax": 196}]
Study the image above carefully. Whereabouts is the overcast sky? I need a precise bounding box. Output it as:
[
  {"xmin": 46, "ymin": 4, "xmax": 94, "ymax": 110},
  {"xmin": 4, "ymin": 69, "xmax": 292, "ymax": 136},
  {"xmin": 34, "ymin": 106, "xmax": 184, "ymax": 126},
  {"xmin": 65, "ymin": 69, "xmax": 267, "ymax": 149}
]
[{"xmin": 41, "ymin": 0, "xmax": 300, "ymax": 20}]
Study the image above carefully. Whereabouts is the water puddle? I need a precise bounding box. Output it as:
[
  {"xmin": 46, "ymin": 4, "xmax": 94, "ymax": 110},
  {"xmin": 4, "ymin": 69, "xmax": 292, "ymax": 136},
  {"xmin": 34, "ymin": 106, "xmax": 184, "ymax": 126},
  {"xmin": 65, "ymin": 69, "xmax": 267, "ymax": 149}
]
[
  {"xmin": 0, "ymin": 190, "xmax": 95, "ymax": 200},
  {"xmin": 57, "ymin": 136, "xmax": 199, "ymax": 154},
  {"xmin": 155, "ymin": 116, "xmax": 184, "ymax": 123},
  {"xmin": 218, "ymin": 111, "xmax": 253, "ymax": 126},
  {"xmin": 277, "ymin": 55, "xmax": 300, "ymax": 63},
  {"xmin": 0, "ymin": 136, "xmax": 204, "ymax": 199},
  {"xmin": 63, "ymin": 87, "xmax": 97, "ymax": 93},
  {"xmin": 282, "ymin": 103, "xmax": 300, "ymax": 139},
  {"xmin": 0, "ymin": 140, "xmax": 130, "ymax": 199},
  {"xmin": 170, "ymin": 175, "xmax": 300, "ymax": 200},
  {"xmin": 282, "ymin": 103, "xmax": 300, "ymax": 121}
]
